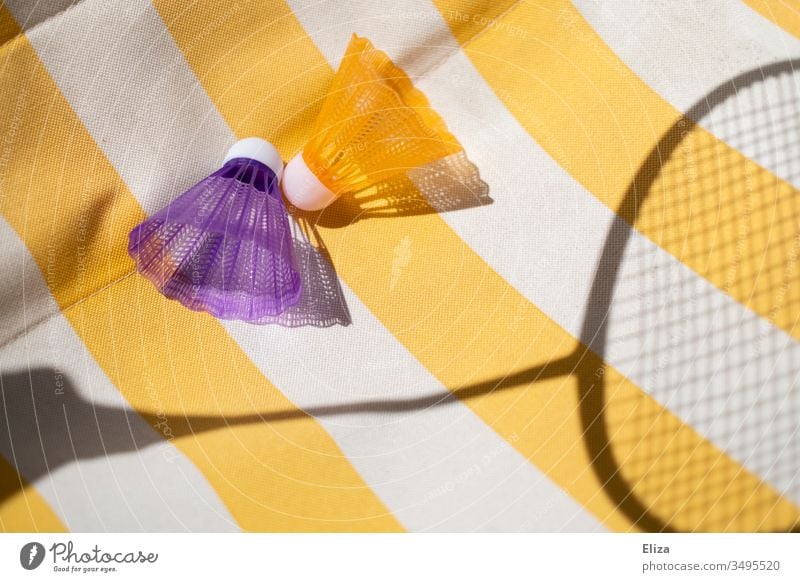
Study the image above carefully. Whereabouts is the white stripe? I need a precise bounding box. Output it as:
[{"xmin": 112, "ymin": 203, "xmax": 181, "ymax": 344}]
[
  {"xmin": 225, "ymin": 299, "xmax": 600, "ymax": 532},
  {"xmin": 0, "ymin": 221, "xmax": 56, "ymax": 348},
  {"xmin": 572, "ymin": 0, "xmax": 800, "ymax": 190},
  {"xmin": 0, "ymin": 218, "xmax": 238, "ymax": 532},
  {"xmin": 285, "ymin": 0, "xmax": 800, "ymax": 503},
  {"xmin": 13, "ymin": 0, "xmax": 602, "ymax": 531}
]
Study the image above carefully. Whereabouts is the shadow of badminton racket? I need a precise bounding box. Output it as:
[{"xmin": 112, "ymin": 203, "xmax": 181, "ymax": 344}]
[
  {"xmin": 571, "ymin": 59, "xmax": 800, "ymax": 532},
  {"xmin": 5, "ymin": 62, "xmax": 799, "ymax": 530},
  {"xmin": 0, "ymin": 362, "xmax": 548, "ymax": 506}
]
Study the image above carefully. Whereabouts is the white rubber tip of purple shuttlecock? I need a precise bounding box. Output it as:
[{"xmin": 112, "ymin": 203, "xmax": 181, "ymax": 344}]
[
  {"xmin": 223, "ymin": 137, "xmax": 284, "ymax": 180},
  {"xmin": 281, "ymin": 152, "xmax": 339, "ymax": 211}
]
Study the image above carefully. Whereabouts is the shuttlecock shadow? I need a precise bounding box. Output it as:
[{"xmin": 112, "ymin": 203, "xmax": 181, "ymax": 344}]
[
  {"xmin": 299, "ymin": 150, "xmax": 492, "ymax": 229},
  {"xmin": 252, "ymin": 217, "xmax": 351, "ymax": 327}
]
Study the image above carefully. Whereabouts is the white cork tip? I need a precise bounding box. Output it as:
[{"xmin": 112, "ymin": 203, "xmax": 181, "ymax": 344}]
[
  {"xmin": 223, "ymin": 138, "xmax": 284, "ymax": 180},
  {"xmin": 281, "ymin": 153, "xmax": 340, "ymax": 211}
]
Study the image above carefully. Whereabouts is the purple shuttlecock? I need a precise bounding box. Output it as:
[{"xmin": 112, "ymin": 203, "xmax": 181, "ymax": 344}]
[{"xmin": 128, "ymin": 138, "xmax": 302, "ymax": 321}]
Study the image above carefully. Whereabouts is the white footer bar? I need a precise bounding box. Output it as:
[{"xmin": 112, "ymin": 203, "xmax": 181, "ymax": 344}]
[{"xmin": 1, "ymin": 533, "xmax": 797, "ymax": 581}]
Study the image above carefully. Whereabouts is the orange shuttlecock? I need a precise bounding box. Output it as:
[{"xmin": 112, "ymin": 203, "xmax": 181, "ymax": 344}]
[{"xmin": 282, "ymin": 34, "xmax": 463, "ymax": 211}]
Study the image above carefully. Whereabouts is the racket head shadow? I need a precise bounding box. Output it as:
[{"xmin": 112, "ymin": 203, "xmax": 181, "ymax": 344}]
[{"xmin": 578, "ymin": 59, "xmax": 800, "ymax": 532}]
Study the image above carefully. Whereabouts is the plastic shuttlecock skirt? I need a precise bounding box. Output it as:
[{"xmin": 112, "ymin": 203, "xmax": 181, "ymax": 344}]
[
  {"xmin": 128, "ymin": 157, "xmax": 302, "ymax": 321},
  {"xmin": 282, "ymin": 34, "xmax": 463, "ymax": 211}
]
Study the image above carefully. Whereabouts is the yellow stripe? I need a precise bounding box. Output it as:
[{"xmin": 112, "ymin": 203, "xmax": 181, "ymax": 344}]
[
  {"xmin": 431, "ymin": 0, "xmax": 519, "ymax": 46},
  {"xmin": 0, "ymin": 23, "xmax": 400, "ymax": 531},
  {"xmin": 157, "ymin": 0, "xmax": 328, "ymax": 155},
  {"xmin": 437, "ymin": 0, "xmax": 800, "ymax": 343},
  {"xmin": 156, "ymin": 0, "xmax": 800, "ymax": 530},
  {"xmin": 0, "ymin": 6, "xmax": 19, "ymax": 46},
  {"xmin": 742, "ymin": 0, "xmax": 800, "ymax": 39},
  {"xmin": 0, "ymin": 456, "xmax": 66, "ymax": 532}
]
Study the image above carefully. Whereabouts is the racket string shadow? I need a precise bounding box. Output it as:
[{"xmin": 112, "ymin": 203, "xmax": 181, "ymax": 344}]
[{"xmin": 574, "ymin": 59, "xmax": 800, "ymax": 532}]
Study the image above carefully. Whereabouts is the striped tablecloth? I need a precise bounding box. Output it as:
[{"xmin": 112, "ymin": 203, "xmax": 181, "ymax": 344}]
[{"xmin": 1, "ymin": 0, "xmax": 798, "ymax": 532}]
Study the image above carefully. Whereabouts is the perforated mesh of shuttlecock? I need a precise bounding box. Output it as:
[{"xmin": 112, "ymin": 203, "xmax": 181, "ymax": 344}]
[
  {"xmin": 266, "ymin": 219, "xmax": 351, "ymax": 327},
  {"xmin": 303, "ymin": 34, "xmax": 463, "ymax": 194},
  {"xmin": 128, "ymin": 158, "xmax": 302, "ymax": 321}
]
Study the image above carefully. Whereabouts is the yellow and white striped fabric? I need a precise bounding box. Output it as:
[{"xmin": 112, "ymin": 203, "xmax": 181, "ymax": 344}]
[{"xmin": 0, "ymin": 0, "xmax": 798, "ymax": 532}]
